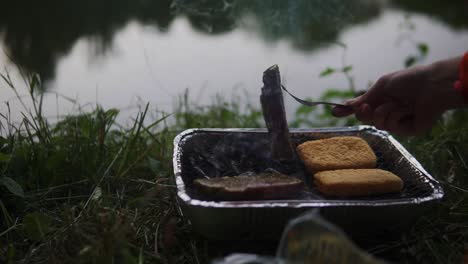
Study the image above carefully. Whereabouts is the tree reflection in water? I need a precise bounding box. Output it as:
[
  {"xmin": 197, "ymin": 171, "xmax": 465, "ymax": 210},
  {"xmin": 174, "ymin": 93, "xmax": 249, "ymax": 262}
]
[{"xmin": 0, "ymin": 0, "xmax": 466, "ymax": 84}]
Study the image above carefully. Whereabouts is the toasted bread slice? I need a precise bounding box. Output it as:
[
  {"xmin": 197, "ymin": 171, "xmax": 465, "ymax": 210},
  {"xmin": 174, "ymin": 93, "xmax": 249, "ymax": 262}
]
[
  {"xmin": 194, "ymin": 172, "xmax": 302, "ymax": 201},
  {"xmin": 314, "ymin": 169, "xmax": 403, "ymax": 197},
  {"xmin": 296, "ymin": 136, "xmax": 377, "ymax": 172}
]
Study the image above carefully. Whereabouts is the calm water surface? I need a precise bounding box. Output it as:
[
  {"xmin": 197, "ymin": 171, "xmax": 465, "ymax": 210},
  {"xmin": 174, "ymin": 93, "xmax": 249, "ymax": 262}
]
[{"xmin": 1, "ymin": 1, "xmax": 467, "ymax": 124}]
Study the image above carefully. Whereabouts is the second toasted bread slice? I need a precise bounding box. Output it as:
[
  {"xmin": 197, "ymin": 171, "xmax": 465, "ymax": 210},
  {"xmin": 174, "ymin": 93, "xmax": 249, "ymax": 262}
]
[
  {"xmin": 314, "ymin": 169, "xmax": 403, "ymax": 197},
  {"xmin": 296, "ymin": 136, "xmax": 377, "ymax": 172}
]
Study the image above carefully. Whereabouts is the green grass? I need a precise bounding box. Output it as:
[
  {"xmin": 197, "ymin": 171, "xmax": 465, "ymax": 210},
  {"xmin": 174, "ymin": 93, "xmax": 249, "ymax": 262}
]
[
  {"xmin": 388, "ymin": 111, "xmax": 468, "ymax": 263},
  {"xmin": 0, "ymin": 75, "xmax": 265, "ymax": 263},
  {"xmin": 1, "ymin": 74, "xmax": 468, "ymax": 263}
]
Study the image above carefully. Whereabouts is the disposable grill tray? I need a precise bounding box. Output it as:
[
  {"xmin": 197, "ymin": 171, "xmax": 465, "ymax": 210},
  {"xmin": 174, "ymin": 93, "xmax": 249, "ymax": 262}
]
[{"xmin": 173, "ymin": 126, "xmax": 443, "ymax": 240}]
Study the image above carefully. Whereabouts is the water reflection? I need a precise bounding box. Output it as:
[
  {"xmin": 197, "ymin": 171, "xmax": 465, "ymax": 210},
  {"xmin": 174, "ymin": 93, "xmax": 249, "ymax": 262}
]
[
  {"xmin": 0, "ymin": 0, "xmax": 466, "ymax": 87},
  {"xmin": 174, "ymin": 0, "xmax": 382, "ymax": 50},
  {"xmin": 391, "ymin": 0, "xmax": 468, "ymax": 29},
  {"xmin": 0, "ymin": 1, "xmax": 378, "ymax": 83},
  {"xmin": 0, "ymin": 0, "xmax": 174, "ymax": 82},
  {"xmin": 233, "ymin": 0, "xmax": 382, "ymax": 51}
]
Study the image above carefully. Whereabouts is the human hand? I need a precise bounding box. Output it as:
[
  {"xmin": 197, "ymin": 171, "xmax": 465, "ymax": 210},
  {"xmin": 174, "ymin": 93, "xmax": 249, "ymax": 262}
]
[{"xmin": 332, "ymin": 57, "xmax": 465, "ymax": 135}]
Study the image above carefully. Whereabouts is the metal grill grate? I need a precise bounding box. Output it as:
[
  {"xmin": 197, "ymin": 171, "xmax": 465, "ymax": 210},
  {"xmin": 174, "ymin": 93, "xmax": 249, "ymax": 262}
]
[{"xmin": 180, "ymin": 128, "xmax": 437, "ymax": 202}]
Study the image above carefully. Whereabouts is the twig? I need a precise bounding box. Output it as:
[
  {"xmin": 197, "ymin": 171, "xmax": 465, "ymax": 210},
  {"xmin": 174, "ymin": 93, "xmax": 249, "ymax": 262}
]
[{"xmin": 0, "ymin": 218, "xmax": 19, "ymax": 237}]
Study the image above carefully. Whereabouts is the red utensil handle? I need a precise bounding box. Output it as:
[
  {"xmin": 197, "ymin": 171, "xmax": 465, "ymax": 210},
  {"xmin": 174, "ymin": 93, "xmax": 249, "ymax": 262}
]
[{"xmin": 454, "ymin": 52, "xmax": 468, "ymax": 103}]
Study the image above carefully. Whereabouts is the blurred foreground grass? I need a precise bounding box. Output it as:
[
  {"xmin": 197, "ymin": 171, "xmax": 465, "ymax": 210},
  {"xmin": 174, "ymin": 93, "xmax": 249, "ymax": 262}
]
[{"xmin": 0, "ymin": 74, "xmax": 467, "ymax": 263}]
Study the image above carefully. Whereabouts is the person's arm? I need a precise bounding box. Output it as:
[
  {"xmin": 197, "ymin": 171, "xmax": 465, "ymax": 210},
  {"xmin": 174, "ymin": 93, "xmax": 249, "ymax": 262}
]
[{"xmin": 332, "ymin": 54, "xmax": 467, "ymax": 135}]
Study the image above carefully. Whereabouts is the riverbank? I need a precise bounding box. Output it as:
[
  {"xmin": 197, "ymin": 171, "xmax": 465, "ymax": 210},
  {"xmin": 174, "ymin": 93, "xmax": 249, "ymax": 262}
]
[{"xmin": 1, "ymin": 85, "xmax": 467, "ymax": 263}]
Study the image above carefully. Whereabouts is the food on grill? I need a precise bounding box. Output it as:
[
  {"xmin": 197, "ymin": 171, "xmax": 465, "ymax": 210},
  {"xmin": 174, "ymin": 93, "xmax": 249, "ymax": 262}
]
[
  {"xmin": 314, "ymin": 169, "xmax": 403, "ymax": 197},
  {"xmin": 296, "ymin": 136, "xmax": 377, "ymax": 172},
  {"xmin": 194, "ymin": 172, "xmax": 303, "ymax": 201}
]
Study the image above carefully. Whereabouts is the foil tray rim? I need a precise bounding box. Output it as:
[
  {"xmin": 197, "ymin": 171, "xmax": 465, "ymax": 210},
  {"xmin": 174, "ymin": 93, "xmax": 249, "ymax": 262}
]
[{"xmin": 173, "ymin": 126, "xmax": 444, "ymax": 209}]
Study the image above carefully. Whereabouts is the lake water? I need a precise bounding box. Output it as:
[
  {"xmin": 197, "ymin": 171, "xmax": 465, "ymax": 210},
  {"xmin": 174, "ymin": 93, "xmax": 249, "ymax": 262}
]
[{"xmin": 1, "ymin": 0, "xmax": 467, "ymax": 125}]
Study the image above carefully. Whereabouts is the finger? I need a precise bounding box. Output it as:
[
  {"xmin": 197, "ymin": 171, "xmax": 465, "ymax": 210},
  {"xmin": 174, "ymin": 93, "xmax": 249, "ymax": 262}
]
[
  {"xmin": 355, "ymin": 103, "xmax": 373, "ymax": 123},
  {"xmin": 335, "ymin": 93, "xmax": 370, "ymax": 117},
  {"xmin": 373, "ymin": 102, "xmax": 397, "ymax": 130},
  {"xmin": 344, "ymin": 95, "xmax": 363, "ymax": 106},
  {"xmin": 350, "ymin": 75, "xmax": 391, "ymax": 108},
  {"xmin": 331, "ymin": 105, "xmax": 354, "ymax": 117},
  {"xmin": 338, "ymin": 74, "xmax": 392, "ymax": 120}
]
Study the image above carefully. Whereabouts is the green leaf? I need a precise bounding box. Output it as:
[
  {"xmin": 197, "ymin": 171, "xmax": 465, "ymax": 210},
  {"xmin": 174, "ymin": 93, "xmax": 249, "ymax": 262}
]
[
  {"xmin": 7, "ymin": 244, "xmax": 15, "ymax": 264},
  {"xmin": 0, "ymin": 177, "xmax": 24, "ymax": 197},
  {"xmin": 319, "ymin": 68, "xmax": 336, "ymax": 77},
  {"xmin": 320, "ymin": 89, "xmax": 355, "ymax": 101},
  {"xmin": 295, "ymin": 104, "xmax": 314, "ymax": 116},
  {"xmin": 342, "ymin": 65, "xmax": 353, "ymax": 73},
  {"xmin": 0, "ymin": 153, "xmax": 11, "ymax": 163},
  {"xmin": 430, "ymin": 122, "xmax": 444, "ymax": 138},
  {"xmin": 405, "ymin": 56, "xmax": 417, "ymax": 68},
  {"xmin": 417, "ymin": 43, "xmax": 429, "ymax": 56},
  {"xmin": 0, "ymin": 136, "xmax": 6, "ymax": 147},
  {"xmin": 147, "ymin": 157, "xmax": 162, "ymax": 174},
  {"xmin": 138, "ymin": 247, "xmax": 144, "ymax": 264},
  {"xmin": 104, "ymin": 108, "xmax": 120, "ymax": 124},
  {"xmin": 23, "ymin": 212, "xmax": 52, "ymax": 241},
  {"xmin": 45, "ymin": 151, "xmax": 65, "ymax": 170}
]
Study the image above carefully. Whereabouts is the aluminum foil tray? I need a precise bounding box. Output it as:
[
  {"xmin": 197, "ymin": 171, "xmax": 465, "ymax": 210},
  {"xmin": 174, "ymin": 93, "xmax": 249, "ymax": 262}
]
[{"xmin": 173, "ymin": 126, "xmax": 443, "ymax": 241}]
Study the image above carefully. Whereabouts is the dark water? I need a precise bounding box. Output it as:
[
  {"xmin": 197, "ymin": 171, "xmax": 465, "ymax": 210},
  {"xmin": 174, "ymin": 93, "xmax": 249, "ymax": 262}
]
[{"xmin": 1, "ymin": 0, "xmax": 467, "ymax": 123}]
